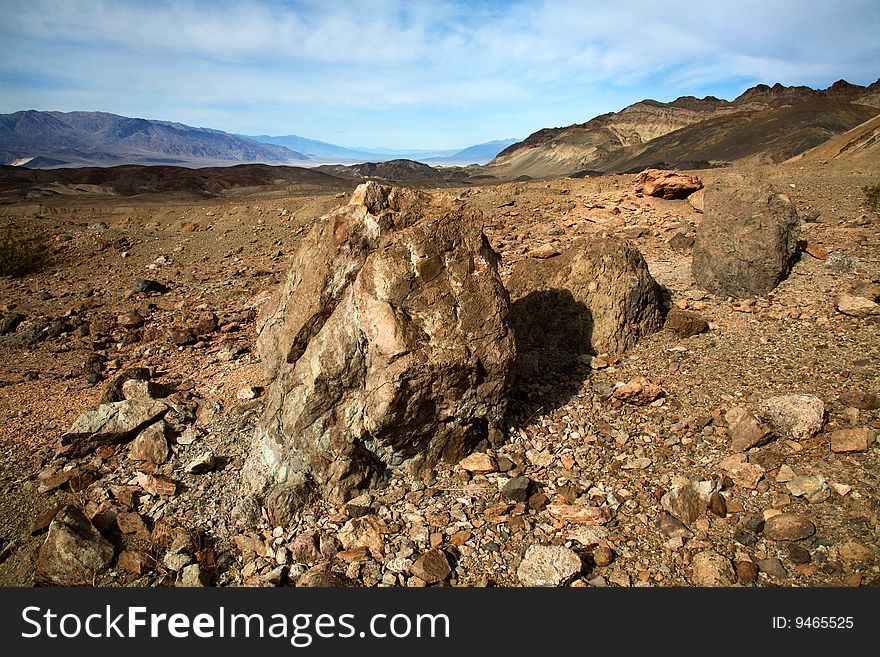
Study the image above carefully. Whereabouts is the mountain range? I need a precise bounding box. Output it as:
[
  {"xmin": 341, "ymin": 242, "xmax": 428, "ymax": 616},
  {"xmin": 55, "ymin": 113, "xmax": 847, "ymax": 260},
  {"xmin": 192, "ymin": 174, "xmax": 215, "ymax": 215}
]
[
  {"xmin": 246, "ymin": 134, "xmax": 518, "ymax": 165},
  {"xmin": 488, "ymin": 79, "xmax": 880, "ymax": 178}
]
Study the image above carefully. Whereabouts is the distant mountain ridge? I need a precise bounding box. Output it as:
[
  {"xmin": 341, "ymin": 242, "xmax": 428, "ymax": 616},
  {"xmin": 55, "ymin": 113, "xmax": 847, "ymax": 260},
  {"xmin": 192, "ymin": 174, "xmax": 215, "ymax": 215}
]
[
  {"xmin": 0, "ymin": 111, "xmax": 309, "ymax": 168},
  {"xmin": 248, "ymin": 134, "xmax": 518, "ymax": 165},
  {"xmin": 491, "ymin": 79, "xmax": 880, "ymax": 178}
]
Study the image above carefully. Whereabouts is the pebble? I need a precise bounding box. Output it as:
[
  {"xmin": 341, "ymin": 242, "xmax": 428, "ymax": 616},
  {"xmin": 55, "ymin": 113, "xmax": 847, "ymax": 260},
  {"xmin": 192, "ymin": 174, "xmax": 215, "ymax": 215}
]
[
  {"xmin": 786, "ymin": 543, "xmax": 812, "ymax": 564},
  {"xmin": 830, "ymin": 428, "xmax": 873, "ymax": 453},
  {"xmin": 410, "ymin": 549, "xmax": 451, "ymax": 584},
  {"xmin": 517, "ymin": 545, "xmax": 582, "ymax": 587},
  {"xmin": 661, "ymin": 481, "xmax": 704, "ymax": 525},
  {"xmin": 757, "ymin": 557, "xmax": 787, "ymax": 577},
  {"xmin": 502, "ymin": 476, "xmax": 533, "ymax": 502},
  {"xmin": 689, "ymin": 550, "xmax": 736, "ymax": 586},
  {"xmin": 734, "ymin": 560, "xmax": 758, "ymax": 584},
  {"xmin": 763, "ymin": 514, "xmax": 816, "ymax": 541},
  {"xmin": 184, "ymin": 451, "xmax": 216, "ymax": 475},
  {"xmin": 459, "ymin": 452, "xmax": 496, "ymax": 473},
  {"xmin": 759, "ymin": 394, "xmax": 825, "ymax": 441},
  {"xmin": 592, "ymin": 545, "xmax": 614, "ymax": 567},
  {"xmin": 785, "ymin": 475, "xmax": 829, "ymax": 503}
]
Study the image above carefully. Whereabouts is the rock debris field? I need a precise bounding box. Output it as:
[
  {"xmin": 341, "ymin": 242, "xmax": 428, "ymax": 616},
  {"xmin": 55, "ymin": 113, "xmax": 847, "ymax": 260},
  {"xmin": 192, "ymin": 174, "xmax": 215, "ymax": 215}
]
[{"xmin": 0, "ymin": 161, "xmax": 878, "ymax": 588}]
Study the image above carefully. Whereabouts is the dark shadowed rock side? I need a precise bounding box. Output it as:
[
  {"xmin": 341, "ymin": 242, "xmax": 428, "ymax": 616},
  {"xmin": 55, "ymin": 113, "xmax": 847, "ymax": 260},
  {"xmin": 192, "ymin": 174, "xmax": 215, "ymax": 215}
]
[
  {"xmin": 242, "ymin": 183, "xmax": 516, "ymax": 520},
  {"xmin": 692, "ymin": 176, "xmax": 799, "ymax": 298},
  {"xmin": 505, "ymin": 237, "xmax": 665, "ymax": 378}
]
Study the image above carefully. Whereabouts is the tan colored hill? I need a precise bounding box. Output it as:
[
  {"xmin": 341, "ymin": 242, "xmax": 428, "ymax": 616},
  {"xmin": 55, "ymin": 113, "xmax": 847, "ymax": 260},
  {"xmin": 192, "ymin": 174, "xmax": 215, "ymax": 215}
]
[
  {"xmin": 490, "ymin": 80, "xmax": 880, "ymax": 179},
  {"xmin": 789, "ymin": 112, "xmax": 880, "ymax": 163}
]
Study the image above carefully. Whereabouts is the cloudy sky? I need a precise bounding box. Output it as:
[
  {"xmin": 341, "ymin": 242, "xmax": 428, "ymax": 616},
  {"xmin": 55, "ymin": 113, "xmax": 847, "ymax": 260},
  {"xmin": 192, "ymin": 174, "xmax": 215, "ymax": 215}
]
[{"xmin": 1, "ymin": 0, "xmax": 878, "ymax": 149}]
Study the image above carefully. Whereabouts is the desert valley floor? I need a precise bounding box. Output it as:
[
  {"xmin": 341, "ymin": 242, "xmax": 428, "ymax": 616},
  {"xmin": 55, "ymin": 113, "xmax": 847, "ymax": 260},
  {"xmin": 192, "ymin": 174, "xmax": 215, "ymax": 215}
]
[{"xmin": 0, "ymin": 159, "xmax": 877, "ymax": 587}]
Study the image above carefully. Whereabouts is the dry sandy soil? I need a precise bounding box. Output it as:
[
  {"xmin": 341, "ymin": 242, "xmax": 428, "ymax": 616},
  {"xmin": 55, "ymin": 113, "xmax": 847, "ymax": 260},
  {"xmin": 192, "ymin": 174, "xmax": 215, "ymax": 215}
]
[{"xmin": 0, "ymin": 159, "xmax": 877, "ymax": 587}]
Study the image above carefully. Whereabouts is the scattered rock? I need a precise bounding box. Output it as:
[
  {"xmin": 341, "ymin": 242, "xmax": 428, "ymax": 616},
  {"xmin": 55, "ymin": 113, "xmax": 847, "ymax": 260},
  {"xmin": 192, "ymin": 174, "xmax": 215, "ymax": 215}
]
[
  {"xmin": 517, "ymin": 545, "xmax": 582, "ymax": 587},
  {"xmin": 502, "ymin": 476, "xmax": 533, "ymax": 502},
  {"xmin": 35, "ymin": 506, "xmax": 115, "ymax": 586},
  {"xmin": 61, "ymin": 399, "xmax": 170, "ymax": 458},
  {"xmin": 459, "ymin": 452, "xmax": 496, "ymax": 473},
  {"xmin": 565, "ymin": 525, "xmax": 609, "ymax": 547},
  {"xmin": 688, "ymin": 188, "xmax": 705, "ymax": 212},
  {"xmin": 546, "ymin": 502, "xmax": 609, "ymax": 525},
  {"xmin": 838, "ymin": 391, "xmax": 880, "ymax": 410},
  {"xmin": 830, "ymin": 428, "xmax": 873, "ymax": 453},
  {"xmin": 337, "ymin": 515, "xmax": 388, "ymax": 558},
  {"xmin": 664, "ymin": 309, "xmax": 709, "ymax": 338},
  {"xmin": 719, "ymin": 457, "xmax": 765, "ymax": 489},
  {"xmin": 836, "ymin": 294, "xmax": 880, "ymax": 318},
  {"xmin": 530, "ymin": 243, "xmax": 560, "ymax": 259},
  {"xmin": 725, "ymin": 407, "xmax": 773, "ymax": 452},
  {"xmin": 786, "ymin": 475, "xmax": 830, "ymax": 503},
  {"xmin": 757, "ymin": 557, "xmax": 787, "ymax": 577},
  {"xmin": 0, "ymin": 312, "xmax": 26, "ymax": 335},
  {"xmin": 134, "ymin": 473, "xmax": 176, "ymax": 497},
  {"xmin": 786, "ymin": 543, "xmax": 812, "ymax": 564},
  {"xmin": 759, "ymin": 394, "xmax": 824, "ymax": 441},
  {"xmin": 236, "ymin": 386, "xmax": 261, "ymax": 401},
  {"xmin": 176, "ymin": 563, "xmax": 208, "ymax": 587},
  {"xmin": 612, "ymin": 376, "xmax": 663, "ymax": 405},
  {"xmin": 838, "ymin": 541, "xmax": 872, "ymax": 562},
  {"xmin": 184, "ymin": 451, "xmax": 217, "ymax": 475},
  {"xmin": 117, "ymin": 550, "xmax": 150, "ymax": 576},
  {"xmin": 661, "ymin": 480, "xmax": 704, "ymax": 525},
  {"xmin": 128, "ymin": 421, "xmax": 169, "ymax": 465},
  {"xmin": 734, "ymin": 560, "xmax": 758, "ymax": 584},
  {"xmin": 411, "ymin": 549, "xmax": 451, "ymax": 584},
  {"xmin": 692, "ymin": 177, "xmax": 799, "ymax": 297},
  {"xmin": 689, "ymin": 550, "xmax": 736, "ymax": 586},
  {"xmin": 131, "ymin": 279, "xmax": 168, "ymax": 294},
  {"xmin": 632, "ymin": 169, "xmax": 703, "ymax": 200},
  {"xmin": 592, "ymin": 545, "xmax": 614, "ymax": 567},
  {"xmin": 764, "ymin": 514, "xmax": 815, "ymax": 541}
]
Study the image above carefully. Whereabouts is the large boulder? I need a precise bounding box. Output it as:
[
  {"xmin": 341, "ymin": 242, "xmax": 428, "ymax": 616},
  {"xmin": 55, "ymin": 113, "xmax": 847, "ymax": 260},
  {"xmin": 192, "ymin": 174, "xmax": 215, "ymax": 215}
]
[
  {"xmin": 242, "ymin": 183, "xmax": 516, "ymax": 514},
  {"xmin": 35, "ymin": 506, "xmax": 115, "ymax": 586},
  {"xmin": 633, "ymin": 169, "xmax": 703, "ymax": 200},
  {"xmin": 506, "ymin": 237, "xmax": 665, "ymax": 377},
  {"xmin": 692, "ymin": 177, "xmax": 799, "ymax": 297}
]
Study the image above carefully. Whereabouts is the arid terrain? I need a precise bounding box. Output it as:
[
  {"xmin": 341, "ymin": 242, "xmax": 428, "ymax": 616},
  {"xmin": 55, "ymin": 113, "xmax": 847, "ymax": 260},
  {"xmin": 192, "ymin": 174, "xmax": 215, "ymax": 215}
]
[{"xmin": 0, "ymin": 154, "xmax": 878, "ymax": 588}]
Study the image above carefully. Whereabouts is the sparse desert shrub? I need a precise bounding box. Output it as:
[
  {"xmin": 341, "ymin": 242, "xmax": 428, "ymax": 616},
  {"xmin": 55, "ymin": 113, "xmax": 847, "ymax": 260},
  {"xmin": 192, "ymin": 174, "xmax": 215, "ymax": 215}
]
[
  {"xmin": 863, "ymin": 183, "xmax": 880, "ymax": 212},
  {"xmin": 0, "ymin": 229, "xmax": 48, "ymax": 276}
]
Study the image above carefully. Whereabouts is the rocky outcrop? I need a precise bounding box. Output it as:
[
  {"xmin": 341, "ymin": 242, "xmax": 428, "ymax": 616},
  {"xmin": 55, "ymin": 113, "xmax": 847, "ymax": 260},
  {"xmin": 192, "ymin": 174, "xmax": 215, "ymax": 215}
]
[
  {"xmin": 632, "ymin": 169, "xmax": 703, "ymax": 199},
  {"xmin": 692, "ymin": 177, "xmax": 799, "ymax": 297},
  {"xmin": 506, "ymin": 236, "xmax": 665, "ymax": 377},
  {"xmin": 243, "ymin": 183, "xmax": 516, "ymax": 517}
]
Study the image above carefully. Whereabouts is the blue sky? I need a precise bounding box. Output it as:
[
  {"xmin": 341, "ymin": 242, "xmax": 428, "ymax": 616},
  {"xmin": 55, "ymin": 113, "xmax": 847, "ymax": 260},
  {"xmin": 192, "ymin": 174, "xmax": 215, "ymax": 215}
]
[{"xmin": 1, "ymin": 0, "xmax": 878, "ymax": 149}]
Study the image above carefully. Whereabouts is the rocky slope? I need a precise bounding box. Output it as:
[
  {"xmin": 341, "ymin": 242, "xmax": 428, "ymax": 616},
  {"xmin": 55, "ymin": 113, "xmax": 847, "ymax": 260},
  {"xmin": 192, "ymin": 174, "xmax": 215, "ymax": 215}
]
[
  {"xmin": 490, "ymin": 80, "xmax": 880, "ymax": 179},
  {"xmin": 0, "ymin": 158, "xmax": 877, "ymax": 589},
  {"xmin": 0, "ymin": 111, "xmax": 309, "ymax": 169}
]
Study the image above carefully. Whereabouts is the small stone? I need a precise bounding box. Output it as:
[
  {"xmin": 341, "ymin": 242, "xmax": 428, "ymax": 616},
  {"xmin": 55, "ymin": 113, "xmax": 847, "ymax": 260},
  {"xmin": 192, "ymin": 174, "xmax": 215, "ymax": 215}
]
[
  {"xmin": 661, "ymin": 481, "xmax": 704, "ymax": 525},
  {"xmin": 592, "ymin": 545, "xmax": 614, "ymax": 567},
  {"xmin": 830, "ymin": 428, "xmax": 873, "ymax": 453},
  {"xmin": 708, "ymin": 492, "xmax": 727, "ymax": 517},
  {"xmin": 31, "ymin": 504, "xmax": 63, "ymax": 534},
  {"xmin": 120, "ymin": 379, "xmax": 164, "ymax": 400},
  {"xmin": 163, "ymin": 552, "xmax": 193, "ymax": 572},
  {"xmin": 459, "ymin": 452, "xmax": 496, "ymax": 473},
  {"xmin": 176, "ymin": 564, "xmax": 208, "ymax": 587},
  {"xmin": 839, "ymin": 541, "xmax": 872, "ymax": 562},
  {"xmin": 411, "ymin": 549, "xmax": 451, "ymax": 584},
  {"xmin": 546, "ymin": 502, "xmax": 609, "ymax": 525},
  {"xmin": 502, "ymin": 476, "xmax": 533, "ymax": 502},
  {"xmin": 117, "ymin": 311, "xmax": 145, "ymax": 328},
  {"xmin": 721, "ymin": 459, "xmax": 765, "ymax": 489},
  {"xmin": 726, "ymin": 407, "xmax": 773, "ymax": 452},
  {"xmin": 786, "ymin": 543, "xmax": 812, "ymax": 564},
  {"xmin": 664, "ymin": 309, "xmax": 709, "ymax": 338},
  {"xmin": 775, "ymin": 465, "xmax": 797, "ymax": 483},
  {"xmin": 117, "ymin": 550, "xmax": 150, "ymax": 576},
  {"xmin": 184, "ymin": 451, "xmax": 216, "ymax": 475},
  {"xmin": 612, "ymin": 376, "xmax": 663, "ymax": 405},
  {"xmin": 786, "ymin": 475, "xmax": 830, "ymax": 503},
  {"xmin": 764, "ymin": 514, "xmax": 815, "ymax": 541},
  {"xmin": 735, "ymin": 560, "xmax": 758, "ymax": 584},
  {"xmin": 565, "ymin": 525, "xmax": 610, "ymax": 547},
  {"xmin": 837, "ymin": 294, "xmax": 880, "ymax": 317},
  {"xmin": 128, "ymin": 422, "xmax": 169, "ymax": 465},
  {"xmin": 759, "ymin": 394, "xmax": 825, "ymax": 441},
  {"xmin": 131, "ymin": 279, "xmax": 168, "ymax": 294},
  {"xmin": 831, "ymin": 482, "xmax": 852, "ymax": 496},
  {"xmin": 689, "ymin": 550, "xmax": 736, "ymax": 586},
  {"xmin": 517, "ymin": 545, "xmax": 582, "ymax": 587},
  {"xmin": 337, "ymin": 515, "xmax": 388, "ymax": 558},
  {"xmin": 757, "ymin": 557, "xmax": 787, "ymax": 577},
  {"xmin": 236, "ymin": 386, "xmax": 261, "ymax": 401},
  {"xmin": 134, "ymin": 473, "xmax": 176, "ymax": 496},
  {"xmin": 116, "ymin": 512, "xmax": 151, "ymax": 541},
  {"xmin": 838, "ymin": 391, "xmax": 880, "ymax": 410},
  {"xmin": 530, "ymin": 243, "xmax": 560, "ymax": 259},
  {"xmin": 658, "ymin": 514, "xmax": 693, "ymax": 540}
]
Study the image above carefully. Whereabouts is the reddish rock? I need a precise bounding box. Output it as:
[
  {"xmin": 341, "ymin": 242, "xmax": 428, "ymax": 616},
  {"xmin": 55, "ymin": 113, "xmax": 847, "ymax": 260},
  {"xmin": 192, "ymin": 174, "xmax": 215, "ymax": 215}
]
[{"xmin": 633, "ymin": 169, "xmax": 703, "ymax": 200}]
